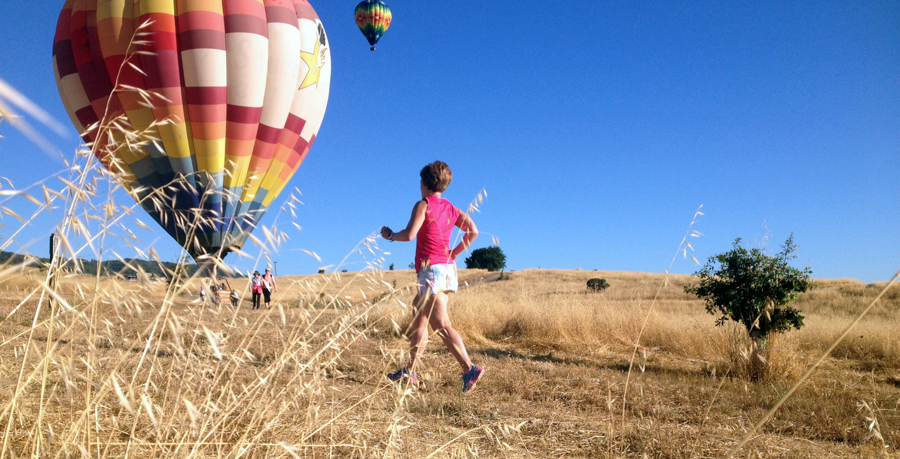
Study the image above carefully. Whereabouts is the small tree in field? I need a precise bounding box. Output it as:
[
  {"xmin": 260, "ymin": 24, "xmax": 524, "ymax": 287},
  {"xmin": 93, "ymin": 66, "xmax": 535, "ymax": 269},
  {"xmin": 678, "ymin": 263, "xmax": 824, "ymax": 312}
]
[
  {"xmin": 684, "ymin": 235, "xmax": 815, "ymax": 379},
  {"xmin": 464, "ymin": 246, "xmax": 507, "ymax": 272},
  {"xmin": 587, "ymin": 278, "xmax": 609, "ymax": 292}
]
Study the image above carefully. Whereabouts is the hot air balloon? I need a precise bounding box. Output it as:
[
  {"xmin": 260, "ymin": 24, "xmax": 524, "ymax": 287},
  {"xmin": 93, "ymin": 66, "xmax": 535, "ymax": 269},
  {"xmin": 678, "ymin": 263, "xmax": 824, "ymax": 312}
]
[
  {"xmin": 354, "ymin": 0, "xmax": 391, "ymax": 51},
  {"xmin": 52, "ymin": 0, "xmax": 331, "ymax": 268}
]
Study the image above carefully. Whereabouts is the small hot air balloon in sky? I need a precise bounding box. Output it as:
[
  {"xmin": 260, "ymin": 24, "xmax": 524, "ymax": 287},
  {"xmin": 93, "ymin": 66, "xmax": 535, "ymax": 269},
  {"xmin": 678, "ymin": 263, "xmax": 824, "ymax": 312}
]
[
  {"xmin": 52, "ymin": 0, "xmax": 331, "ymax": 267},
  {"xmin": 355, "ymin": 0, "xmax": 392, "ymax": 51}
]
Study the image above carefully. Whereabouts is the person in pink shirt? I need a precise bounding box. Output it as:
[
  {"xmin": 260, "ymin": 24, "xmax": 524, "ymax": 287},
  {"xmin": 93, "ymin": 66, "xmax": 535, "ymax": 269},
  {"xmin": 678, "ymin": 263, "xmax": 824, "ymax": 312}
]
[
  {"xmin": 250, "ymin": 271, "xmax": 263, "ymax": 310},
  {"xmin": 380, "ymin": 161, "xmax": 484, "ymax": 392},
  {"xmin": 261, "ymin": 267, "xmax": 277, "ymax": 309}
]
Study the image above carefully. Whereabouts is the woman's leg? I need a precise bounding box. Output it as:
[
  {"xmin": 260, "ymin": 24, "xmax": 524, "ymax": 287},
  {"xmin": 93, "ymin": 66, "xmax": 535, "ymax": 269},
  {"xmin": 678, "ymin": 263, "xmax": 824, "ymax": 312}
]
[
  {"xmin": 427, "ymin": 292, "xmax": 473, "ymax": 372},
  {"xmin": 406, "ymin": 293, "xmax": 432, "ymax": 372}
]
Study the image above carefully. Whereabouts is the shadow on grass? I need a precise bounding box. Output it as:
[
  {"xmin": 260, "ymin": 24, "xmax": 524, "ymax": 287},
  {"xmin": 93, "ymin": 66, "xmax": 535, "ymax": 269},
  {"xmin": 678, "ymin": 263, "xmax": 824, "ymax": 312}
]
[{"xmin": 478, "ymin": 347, "xmax": 703, "ymax": 379}]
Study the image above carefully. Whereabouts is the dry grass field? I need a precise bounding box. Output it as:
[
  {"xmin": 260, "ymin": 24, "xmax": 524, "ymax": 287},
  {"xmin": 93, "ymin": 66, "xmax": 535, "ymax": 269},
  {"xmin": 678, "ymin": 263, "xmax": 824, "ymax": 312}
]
[
  {"xmin": 3, "ymin": 29, "xmax": 896, "ymax": 457},
  {"xmin": 1, "ymin": 266, "xmax": 898, "ymax": 458},
  {"xmin": 4, "ymin": 11, "xmax": 899, "ymax": 457}
]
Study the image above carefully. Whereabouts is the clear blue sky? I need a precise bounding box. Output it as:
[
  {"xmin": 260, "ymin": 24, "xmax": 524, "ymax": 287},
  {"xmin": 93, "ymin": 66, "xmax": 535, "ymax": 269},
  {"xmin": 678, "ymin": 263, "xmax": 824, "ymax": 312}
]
[{"xmin": 1, "ymin": 1, "xmax": 898, "ymax": 281}]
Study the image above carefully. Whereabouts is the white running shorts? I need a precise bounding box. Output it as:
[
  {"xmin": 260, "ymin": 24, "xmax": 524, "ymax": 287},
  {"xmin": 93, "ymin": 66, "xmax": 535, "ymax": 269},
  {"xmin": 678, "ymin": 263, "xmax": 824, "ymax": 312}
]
[{"xmin": 417, "ymin": 263, "xmax": 459, "ymax": 296}]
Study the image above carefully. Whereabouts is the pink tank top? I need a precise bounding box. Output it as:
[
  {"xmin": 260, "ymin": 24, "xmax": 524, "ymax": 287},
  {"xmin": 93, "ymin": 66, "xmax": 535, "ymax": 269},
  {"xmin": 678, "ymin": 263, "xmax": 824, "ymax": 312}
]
[{"xmin": 415, "ymin": 195, "xmax": 460, "ymax": 272}]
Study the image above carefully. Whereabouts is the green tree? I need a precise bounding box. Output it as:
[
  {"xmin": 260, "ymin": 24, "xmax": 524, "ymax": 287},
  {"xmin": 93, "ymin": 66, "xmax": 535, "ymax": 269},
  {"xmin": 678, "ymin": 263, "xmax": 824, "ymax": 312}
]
[
  {"xmin": 586, "ymin": 278, "xmax": 610, "ymax": 292},
  {"xmin": 464, "ymin": 246, "xmax": 507, "ymax": 272},
  {"xmin": 684, "ymin": 235, "xmax": 815, "ymax": 379}
]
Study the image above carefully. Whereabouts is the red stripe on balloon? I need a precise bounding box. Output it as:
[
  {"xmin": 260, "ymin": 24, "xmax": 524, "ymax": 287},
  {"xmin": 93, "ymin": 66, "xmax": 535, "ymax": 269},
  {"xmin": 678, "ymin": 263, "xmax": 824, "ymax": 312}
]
[
  {"xmin": 55, "ymin": 1, "xmax": 73, "ymax": 43},
  {"xmin": 184, "ymin": 86, "xmax": 227, "ymax": 105},
  {"xmin": 224, "ymin": 13, "xmax": 268, "ymax": 35},
  {"xmin": 139, "ymin": 50, "xmax": 183, "ymax": 89},
  {"xmin": 283, "ymin": 113, "xmax": 307, "ymax": 136},
  {"xmin": 103, "ymin": 54, "xmax": 148, "ymax": 91},
  {"xmin": 86, "ymin": 13, "xmax": 105, "ymax": 64},
  {"xmin": 76, "ymin": 66, "xmax": 111, "ymax": 102},
  {"xmin": 74, "ymin": 105, "xmax": 97, "ymax": 137},
  {"xmin": 264, "ymin": 5, "xmax": 300, "ymax": 26},
  {"xmin": 293, "ymin": 136, "xmax": 310, "ymax": 159},
  {"xmin": 226, "ymin": 105, "xmax": 263, "ymax": 124},
  {"xmin": 141, "ymin": 13, "xmax": 178, "ymax": 51},
  {"xmin": 69, "ymin": 9, "xmax": 92, "ymax": 66},
  {"xmin": 255, "ymin": 124, "xmax": 281, "ymax": 145},
  {"xmin": 178, "ymin": 28, "xmax": 227, "ymax": 51},
  {"xmin": 54, "ymin": 41, "xmax": 79, "ymax": 77}
]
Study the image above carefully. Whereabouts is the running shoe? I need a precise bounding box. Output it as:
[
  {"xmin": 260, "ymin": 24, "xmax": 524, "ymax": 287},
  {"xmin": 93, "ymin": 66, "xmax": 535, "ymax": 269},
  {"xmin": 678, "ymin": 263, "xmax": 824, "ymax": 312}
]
[
  {"xmin": 387, "ymin": 367, "xmax": 417, "ymax": 385},
  {"xmin": 461, "ymin": 365, "xmax": 484, "ymax": 392}
]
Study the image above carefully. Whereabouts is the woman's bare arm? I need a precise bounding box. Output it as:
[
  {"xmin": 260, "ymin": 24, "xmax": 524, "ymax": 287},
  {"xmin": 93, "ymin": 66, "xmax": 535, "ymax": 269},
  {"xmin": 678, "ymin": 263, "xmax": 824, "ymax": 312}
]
[
  {"xmin": 450, "ymin": 211, "xmax": 478, "ymax": 260},
  {"xmin": 381, "ymin": 200, "xmax": 427, "ymax": 242}
]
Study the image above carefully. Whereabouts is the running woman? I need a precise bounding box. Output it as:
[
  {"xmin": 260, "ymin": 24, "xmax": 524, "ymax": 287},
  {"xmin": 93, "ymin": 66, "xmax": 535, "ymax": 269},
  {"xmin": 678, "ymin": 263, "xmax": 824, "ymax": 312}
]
[{"xmin": 381, "ymin": 161, "xmax": 484, "ymax": 392}]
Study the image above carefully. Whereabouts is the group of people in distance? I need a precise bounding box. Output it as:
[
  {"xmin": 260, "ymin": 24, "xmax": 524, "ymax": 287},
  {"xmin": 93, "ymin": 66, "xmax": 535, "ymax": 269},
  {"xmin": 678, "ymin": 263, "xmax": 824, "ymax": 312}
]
[
  {"xmin": 201, "ymin": 268, "xmax": 276, "ymax": 310},
  {"xmin": 250, "ymin": 268, "xmax": 277, "ymax": 309}
]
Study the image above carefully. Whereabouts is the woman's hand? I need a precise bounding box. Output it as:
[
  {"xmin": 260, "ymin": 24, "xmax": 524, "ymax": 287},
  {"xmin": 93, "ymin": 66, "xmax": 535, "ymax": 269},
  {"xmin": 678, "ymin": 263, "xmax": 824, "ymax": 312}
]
[{"xmin": 380, "ymin": 226, "xmax": 393, "ymax": 240}]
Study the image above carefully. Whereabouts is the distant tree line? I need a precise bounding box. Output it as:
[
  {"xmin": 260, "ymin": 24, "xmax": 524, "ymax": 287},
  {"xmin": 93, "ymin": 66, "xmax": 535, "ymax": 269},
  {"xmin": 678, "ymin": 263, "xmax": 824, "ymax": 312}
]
[
  {"xmin": 0, "ymin": 251, "xmax": 42, "ymax": 266},
  {"xmin": 0, "ymin": 250, "xmax": 201, "ymax": 278}
]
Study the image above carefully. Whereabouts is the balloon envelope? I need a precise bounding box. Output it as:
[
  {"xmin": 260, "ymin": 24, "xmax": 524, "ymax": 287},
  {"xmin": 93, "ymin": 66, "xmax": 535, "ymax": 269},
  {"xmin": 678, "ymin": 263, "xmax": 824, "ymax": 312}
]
[
  {"xmin": 354, "ymin": 0, "xmax": 391, "ymax": 48},
  {"xmin": 52, "ymin": 0, "xmax": 331, "ymax": 260}
]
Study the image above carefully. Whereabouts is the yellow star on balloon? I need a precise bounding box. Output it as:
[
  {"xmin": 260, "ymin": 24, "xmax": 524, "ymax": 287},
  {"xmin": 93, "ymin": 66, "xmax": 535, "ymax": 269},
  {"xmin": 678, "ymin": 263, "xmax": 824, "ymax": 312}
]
[{"xmin": 299, "ymin": 38, "xmax": 326, "ymax": 90}]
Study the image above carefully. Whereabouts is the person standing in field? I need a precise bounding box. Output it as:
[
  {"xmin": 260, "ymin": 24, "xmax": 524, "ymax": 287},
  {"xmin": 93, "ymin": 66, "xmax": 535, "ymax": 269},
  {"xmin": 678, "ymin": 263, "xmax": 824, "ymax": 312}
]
[
  {"xmin": 380, "ymin": 161, "xmax": 485, "ymax": 392},
  {"xmin": 262, "ymin": 267, "xmax": 277, "ymax": 309},
  {"xmin": 250, "ymin": 271, "xmax": 263, "ymax": 310}
]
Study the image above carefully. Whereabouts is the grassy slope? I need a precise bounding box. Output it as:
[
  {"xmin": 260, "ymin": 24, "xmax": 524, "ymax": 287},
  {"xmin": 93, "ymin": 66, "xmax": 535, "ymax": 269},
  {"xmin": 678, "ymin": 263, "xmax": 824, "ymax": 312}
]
[{"xmin": 1, "ymin": 268, "xmax": 898, "ymax": 458}]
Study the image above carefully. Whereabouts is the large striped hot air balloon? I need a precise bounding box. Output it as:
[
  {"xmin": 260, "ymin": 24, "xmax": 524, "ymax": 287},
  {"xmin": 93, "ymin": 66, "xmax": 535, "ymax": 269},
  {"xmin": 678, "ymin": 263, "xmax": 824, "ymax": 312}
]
[
  {"xmin": 354, "ymin": 0, "xmax": 391, "ymax": 51},
  {"xmin": 52, "ymin": 0, "xmax": 331, "ymax": 264}
]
